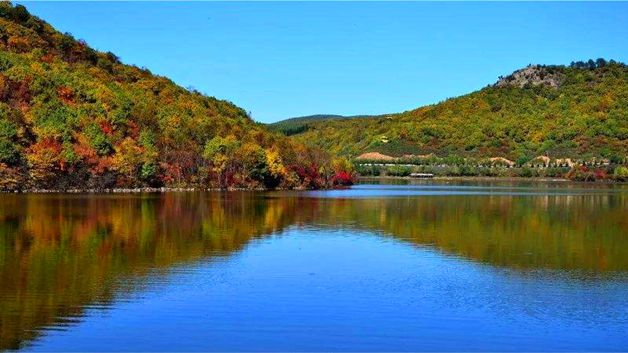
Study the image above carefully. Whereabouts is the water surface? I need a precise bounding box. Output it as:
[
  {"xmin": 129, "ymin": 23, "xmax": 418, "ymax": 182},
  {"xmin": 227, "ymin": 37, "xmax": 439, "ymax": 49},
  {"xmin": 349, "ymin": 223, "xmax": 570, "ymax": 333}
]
[{"xmin": 1, "ymin": 181, "xmax": 628, "ymax": 351}]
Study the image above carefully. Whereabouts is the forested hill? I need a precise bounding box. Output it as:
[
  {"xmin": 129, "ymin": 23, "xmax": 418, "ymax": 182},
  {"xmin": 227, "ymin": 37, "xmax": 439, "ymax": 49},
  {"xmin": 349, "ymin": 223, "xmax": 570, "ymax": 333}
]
[
  {"xmin": 288, "ymin": 60, "xmax": 628, "ymax": 163},
  {"xmin": 269, "ymin": 113, "xmax": 390, "ymax": 136},
  {"xmin": 0, "ymin": 2, "xmax": 352, "ymax": 191}
]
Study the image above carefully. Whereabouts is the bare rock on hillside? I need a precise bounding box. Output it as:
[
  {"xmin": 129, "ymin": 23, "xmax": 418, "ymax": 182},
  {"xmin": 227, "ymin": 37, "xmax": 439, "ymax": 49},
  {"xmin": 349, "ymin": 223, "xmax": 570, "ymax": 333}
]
[{"xmin": 495, "ymin": 65, "xmax": 564, "ymax": 89}]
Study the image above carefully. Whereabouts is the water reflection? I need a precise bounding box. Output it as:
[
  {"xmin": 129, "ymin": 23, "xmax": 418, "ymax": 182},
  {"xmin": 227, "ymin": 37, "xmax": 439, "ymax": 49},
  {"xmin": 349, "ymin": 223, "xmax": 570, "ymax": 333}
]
[{"xmin": 1, "ymin": 184, "xmax": 628, "ymax": 350}]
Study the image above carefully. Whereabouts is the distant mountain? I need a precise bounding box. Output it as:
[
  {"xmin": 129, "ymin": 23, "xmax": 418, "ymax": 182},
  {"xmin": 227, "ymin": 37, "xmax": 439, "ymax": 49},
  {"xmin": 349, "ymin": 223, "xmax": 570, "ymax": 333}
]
[
  {"xmin": 287, "ymin": 60, "xmax": 628, "ymax": 163},
  {"xmin": 0, "ymin": 2, "xmax": 351, "ymax": 191},
  {"xmin": 269, "ymin": 113, "xmax": 391, "ymax": 136}
]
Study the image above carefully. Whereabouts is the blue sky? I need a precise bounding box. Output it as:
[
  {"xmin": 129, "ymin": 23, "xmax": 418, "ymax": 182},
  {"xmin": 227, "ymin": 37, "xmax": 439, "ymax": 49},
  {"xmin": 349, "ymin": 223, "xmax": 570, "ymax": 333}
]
[{"xmin": 17, "ymin": 1, "xmax": 628, "ymax": 123}]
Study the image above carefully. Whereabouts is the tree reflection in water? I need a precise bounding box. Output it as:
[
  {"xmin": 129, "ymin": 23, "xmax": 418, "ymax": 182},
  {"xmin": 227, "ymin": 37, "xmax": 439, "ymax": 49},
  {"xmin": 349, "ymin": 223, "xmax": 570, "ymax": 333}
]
[{"xmin": 1, "ymin": 189, "xmax": 628, "ymax": 350}]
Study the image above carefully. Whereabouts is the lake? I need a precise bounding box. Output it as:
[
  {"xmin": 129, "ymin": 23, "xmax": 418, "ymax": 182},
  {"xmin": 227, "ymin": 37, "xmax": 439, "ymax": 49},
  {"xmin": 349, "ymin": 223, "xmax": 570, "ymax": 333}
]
[{"xmin": 1, "ymin": 180, "xmax": 628, "ymax": 351}]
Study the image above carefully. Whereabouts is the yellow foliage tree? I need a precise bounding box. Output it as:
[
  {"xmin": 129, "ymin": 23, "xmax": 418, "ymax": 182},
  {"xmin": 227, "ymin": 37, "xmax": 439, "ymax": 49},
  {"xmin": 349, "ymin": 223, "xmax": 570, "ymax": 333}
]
[{"xmin": 111, "ymin": 138, "xmax": 144, "ymax": 184}]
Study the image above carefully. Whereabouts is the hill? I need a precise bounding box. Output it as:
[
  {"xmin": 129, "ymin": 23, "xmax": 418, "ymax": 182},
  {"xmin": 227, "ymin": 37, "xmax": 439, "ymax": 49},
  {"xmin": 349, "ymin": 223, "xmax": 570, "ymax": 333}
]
[
  {"xmin": 269, "ymin": 113, "xmax": 390, "ymax": 136},
  {"xmin": 288, "ymin": 60, "xmax": 628, "ymax": 164},
  {"xmin": 0, "ymin": 2, "xmax": 353, "ymax": 191}
]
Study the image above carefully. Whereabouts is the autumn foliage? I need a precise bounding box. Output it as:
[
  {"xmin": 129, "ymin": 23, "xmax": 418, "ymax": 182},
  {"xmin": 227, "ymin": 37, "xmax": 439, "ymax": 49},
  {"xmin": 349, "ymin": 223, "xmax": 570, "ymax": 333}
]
[
  {"xmin": 0, "ymin": 2, "xmax": 354, "ymax": 191},
  {"xmin": 281, "ymin": 63, "xmax": 628, "ymax": 165}
]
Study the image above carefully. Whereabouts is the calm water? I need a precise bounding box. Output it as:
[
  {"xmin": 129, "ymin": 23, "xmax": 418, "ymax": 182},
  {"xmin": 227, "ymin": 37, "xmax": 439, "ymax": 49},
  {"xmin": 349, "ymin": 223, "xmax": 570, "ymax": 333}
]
[{"xmin": 2, "ymin": 180, "xmax": 628, "ymax": 351}]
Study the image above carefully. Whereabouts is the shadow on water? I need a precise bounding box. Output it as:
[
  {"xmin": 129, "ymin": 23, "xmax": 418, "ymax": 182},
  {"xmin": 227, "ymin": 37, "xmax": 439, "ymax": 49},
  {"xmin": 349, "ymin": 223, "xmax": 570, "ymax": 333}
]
[{"xmin": 1, "ymin": 182, "xmax": 628, "ymax": 350}]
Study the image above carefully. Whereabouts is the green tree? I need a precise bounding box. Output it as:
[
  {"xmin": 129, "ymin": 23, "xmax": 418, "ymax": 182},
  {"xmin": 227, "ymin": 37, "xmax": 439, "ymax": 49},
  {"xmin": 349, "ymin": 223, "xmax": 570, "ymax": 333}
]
[{"xmin": 613, "ymin": 166, "xmax": 628, "ymax": 182}]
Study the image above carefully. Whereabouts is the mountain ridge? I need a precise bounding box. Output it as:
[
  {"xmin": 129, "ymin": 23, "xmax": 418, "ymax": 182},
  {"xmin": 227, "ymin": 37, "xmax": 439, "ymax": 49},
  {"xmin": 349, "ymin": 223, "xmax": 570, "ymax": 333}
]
[
  {"xmin": 285, "ymin": 60, "xmax": 628, "ymax": 164},
  {"xmin": 269, "ymin": 113, "xmax": 392, "ymax": 136}
]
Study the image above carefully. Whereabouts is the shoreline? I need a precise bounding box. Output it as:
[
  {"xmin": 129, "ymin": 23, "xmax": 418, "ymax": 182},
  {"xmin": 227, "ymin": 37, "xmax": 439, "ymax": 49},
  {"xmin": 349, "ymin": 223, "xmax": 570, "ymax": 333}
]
[
  {"xmin": 0, "ymin": 186, "xmax": 312, "ymax": 194},
  {"xmin": 3, "ymin": 176, "xmax": 626, "ymax": 194},
  {"xmin": 358, "ymin": 175, "xmax": 627, "ymax": 184},
  {"xmin": 362, "ymin": 175, "xmax": 568, "ymax": 182}
]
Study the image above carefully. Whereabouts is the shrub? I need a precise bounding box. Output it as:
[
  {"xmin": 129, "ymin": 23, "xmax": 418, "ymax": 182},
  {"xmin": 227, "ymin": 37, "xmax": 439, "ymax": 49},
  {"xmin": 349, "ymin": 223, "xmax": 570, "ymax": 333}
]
[
  {"xmin": 459, "ymin": 165, "xmax": 479, "ymax": 176},
  {"xmin": 566, "ymin": 166, "xmax": 596, "ymax": 182},
  {"xmin": 387, "ymin": 165, "xmax": 411, "ymax": 177},
  {"xmin": 613, "ymin": 166, "xmax": 628, "ymax": 182},
  {"xmin": 479, "ymin": 167, "xmax": 502, "ymax": 177},
  {"xmin": 356, "ymin": 164, "xmax": 381, "ymax": 176},
  {"xmin": 543, "ymin": 167, "xmax": 568, "ymax": 178},
  {"xmin": 330, "ymin": 171, "xmax": 354, "ymax": 186},
  {"xmin": 445, "ymin": 166, "xmax": 461, "ymax": 176},
  {"xmin": 593, "ymin": 169, "xmax": 609, "ymax": 180},
  {"xmin": 518, "ymin": 167, "xmax": 534, "ymax": 178}
]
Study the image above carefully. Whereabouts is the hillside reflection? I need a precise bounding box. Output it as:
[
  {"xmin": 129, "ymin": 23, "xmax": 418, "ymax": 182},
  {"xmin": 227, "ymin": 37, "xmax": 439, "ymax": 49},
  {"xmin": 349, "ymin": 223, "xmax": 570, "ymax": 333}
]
[
  {"xmin": 320, "ymin": 193, "xmax": 628, "ymax": 271},
  {"xmin": 1, "ymin": 190, "xmax": 628, "ymax": 350}
]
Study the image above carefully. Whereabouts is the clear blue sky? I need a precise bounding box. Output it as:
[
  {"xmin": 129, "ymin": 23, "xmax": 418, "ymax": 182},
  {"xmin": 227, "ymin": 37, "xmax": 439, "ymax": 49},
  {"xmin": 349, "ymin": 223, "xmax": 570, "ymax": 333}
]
[{"xmin": 17, "ymin": 1, "xmax": 628, "ymax": 123}]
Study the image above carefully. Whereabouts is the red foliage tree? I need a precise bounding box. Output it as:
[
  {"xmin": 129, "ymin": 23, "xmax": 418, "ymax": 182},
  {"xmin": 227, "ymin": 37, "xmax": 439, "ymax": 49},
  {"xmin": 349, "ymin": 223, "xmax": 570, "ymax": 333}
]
[{"xmin": 331, "ymin": 171, "xmax": 354, "ymax": 187}]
